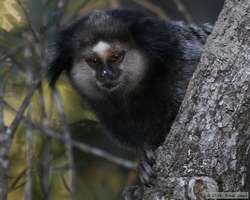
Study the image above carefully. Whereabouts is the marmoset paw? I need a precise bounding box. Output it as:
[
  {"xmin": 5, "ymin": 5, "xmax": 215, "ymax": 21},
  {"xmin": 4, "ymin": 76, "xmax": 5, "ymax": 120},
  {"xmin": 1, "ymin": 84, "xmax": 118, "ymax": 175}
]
[
  {"xmin": 123, "ymin": 185, "xmax": 143, "ymax": 200},
  {"xmin": 138, "ymin": 149, "xmax": 156, "ymax": 186}
]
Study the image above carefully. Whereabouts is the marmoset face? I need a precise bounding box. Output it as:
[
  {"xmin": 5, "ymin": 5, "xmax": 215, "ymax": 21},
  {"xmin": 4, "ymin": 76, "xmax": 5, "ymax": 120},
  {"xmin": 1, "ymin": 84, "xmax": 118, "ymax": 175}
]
[{"xmin": 69, "ymin": 40, "xmax": 148, "ymax": 99}]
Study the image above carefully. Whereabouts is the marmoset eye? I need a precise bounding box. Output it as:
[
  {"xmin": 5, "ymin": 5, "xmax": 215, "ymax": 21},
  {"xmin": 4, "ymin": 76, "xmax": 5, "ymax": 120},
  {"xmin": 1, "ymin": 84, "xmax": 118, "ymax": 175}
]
[
  {"xmin": 85, "ymin": 56, "xmax": 100, "ymax": 67},
  {"xmin": 109, "ymin": 51, "xmax": 125, "ymax": 64}
]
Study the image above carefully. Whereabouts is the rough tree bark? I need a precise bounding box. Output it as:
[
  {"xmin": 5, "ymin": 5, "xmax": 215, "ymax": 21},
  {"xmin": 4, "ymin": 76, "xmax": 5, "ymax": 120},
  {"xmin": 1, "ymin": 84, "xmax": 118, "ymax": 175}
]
[{"xmin": 143, "ymin": 0, "xmax": 250, "ymax": 199}]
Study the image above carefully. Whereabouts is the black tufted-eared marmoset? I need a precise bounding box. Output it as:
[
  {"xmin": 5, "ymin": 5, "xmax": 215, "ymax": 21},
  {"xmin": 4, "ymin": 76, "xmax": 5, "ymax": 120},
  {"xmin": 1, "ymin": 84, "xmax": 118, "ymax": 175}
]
[{"xmin": 48, "ymin": 9, "xmax": 212, "ymax": 151}]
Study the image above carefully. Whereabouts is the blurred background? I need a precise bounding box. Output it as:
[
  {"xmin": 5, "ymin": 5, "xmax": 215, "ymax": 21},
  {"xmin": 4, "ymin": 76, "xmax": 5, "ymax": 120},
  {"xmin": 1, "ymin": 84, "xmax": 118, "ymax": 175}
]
[{"xmin": 0, "ymin": 0, "xmax": 224, "ymax": 200}]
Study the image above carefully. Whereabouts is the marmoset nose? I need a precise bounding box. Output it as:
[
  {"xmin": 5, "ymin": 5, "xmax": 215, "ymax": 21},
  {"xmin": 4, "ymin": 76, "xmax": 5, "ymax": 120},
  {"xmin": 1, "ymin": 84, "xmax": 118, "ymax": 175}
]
[
  {"xmin": 97, "ymin": 67, "xmax": 121, "ymax": 89},
  {"xmin": 100, "ymin": 67, "xmax": 120, "ymax": 82},
  {"xmin": 101, "ymin": 69, "xmax": 114, "ymax": 80}
]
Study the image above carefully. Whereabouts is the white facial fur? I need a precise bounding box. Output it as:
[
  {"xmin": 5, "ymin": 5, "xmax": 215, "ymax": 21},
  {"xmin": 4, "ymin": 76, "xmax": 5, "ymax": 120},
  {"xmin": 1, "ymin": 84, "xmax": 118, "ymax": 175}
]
[
  {"xmin": 119, "ymin": 49, "xmax": 147, "ymax": 92},
  {"xmin": 69, "ymin": 61, "xmax": 101, "ymax": 99},
  {"xmin": 69, "ymin": 48, "xmax": 148, "ymax": 99},
  {"xmin": 92, "ymin": 41, "xmax": 110, "ymax": 57}
]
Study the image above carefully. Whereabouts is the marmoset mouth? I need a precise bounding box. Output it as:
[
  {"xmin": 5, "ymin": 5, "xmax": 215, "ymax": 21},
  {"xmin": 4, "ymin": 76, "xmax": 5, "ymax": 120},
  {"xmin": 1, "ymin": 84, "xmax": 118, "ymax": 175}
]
[
  {"xmin": 96, "ymin": 80, "xmax": 120, "ymax": 91},
  {"xmin": 102, "ymin": 82, "xmax": 118, "ymax": 89}
]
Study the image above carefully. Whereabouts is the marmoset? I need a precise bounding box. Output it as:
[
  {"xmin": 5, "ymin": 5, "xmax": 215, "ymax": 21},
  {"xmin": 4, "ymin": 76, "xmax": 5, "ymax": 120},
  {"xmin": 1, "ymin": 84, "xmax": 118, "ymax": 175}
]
[
  {"xmin": 48, "ymin": 8, "xmax": 211, "ymax": 149},
  {"xmin": 48, "ymin": 8, "xmax": 212, "ymax": 198}
]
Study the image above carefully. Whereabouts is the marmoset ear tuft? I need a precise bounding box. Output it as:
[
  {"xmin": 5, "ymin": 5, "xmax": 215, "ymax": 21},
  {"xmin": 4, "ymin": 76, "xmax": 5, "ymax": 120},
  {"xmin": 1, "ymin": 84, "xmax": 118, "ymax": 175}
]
[
  {"xmin": 130, "ymin": 17, "xmax": 181, "ymax": 61},
  {"xmin": 47, "ymin": 30, "xmax": 74, "ymax": 87}
]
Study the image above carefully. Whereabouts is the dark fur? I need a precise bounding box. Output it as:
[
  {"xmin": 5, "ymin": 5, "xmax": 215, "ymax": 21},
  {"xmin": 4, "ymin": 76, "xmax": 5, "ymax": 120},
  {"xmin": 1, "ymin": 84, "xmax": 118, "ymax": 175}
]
[{"xmin": 48, "ymin": 9, "xmax": 212, "ymax": 150}]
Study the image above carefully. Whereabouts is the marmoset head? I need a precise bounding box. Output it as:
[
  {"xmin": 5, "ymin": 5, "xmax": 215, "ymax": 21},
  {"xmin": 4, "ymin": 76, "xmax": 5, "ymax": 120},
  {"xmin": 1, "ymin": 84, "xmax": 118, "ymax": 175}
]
[
  {"xmin": 70, "ymin": 34, "xmax": 148, "ymax": 99},
  {"xmin": 48, "ymin": 9, "xmax": 151, "ymax": 99}
]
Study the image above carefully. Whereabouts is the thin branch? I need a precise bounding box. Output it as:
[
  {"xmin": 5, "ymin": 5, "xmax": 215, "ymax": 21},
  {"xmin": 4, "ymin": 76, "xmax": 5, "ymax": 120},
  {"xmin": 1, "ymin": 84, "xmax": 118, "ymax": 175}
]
[
  {"xmin": 57, "ymin": 0, "xmax": 71, "ymax": 27},
  {"xmin": 0, "ymin": 45, "xmax": 24, "ymax": 63},
  {"xmin": 61, "ymin": 175, "xmax": 71, "ymax": 193},
  {"xmin": 23, "ymin": 43, "xmax": 36, "ymax": 200},
  {"xmin": 16, "ymin": 0, "xmax": 40, "ymax": 42},
  {"xmin": 0, "ymin": 44, "xmax": 26, "ymax": 71},
  {"xmin": 38, "ymin": 87, "xmax": 51, "ymax": 199},
  {"xmin": 172, "ymin": 0, "xmax": 193, "ymax": 23},
  {"xmin": 2, "ymin": 100, "xmax": 137, "ymax": 170},
  {"xmin": 131, "ymin": 0, "xmax": 170, "ymax": 20},
  {"xmin": 7, "ymin": 80, "xmax": 40, "ymax": 140},
  {"xmin": 52, "ymin": 88, "xmax": 75, "ymax": 200},
  {"xmin": 66, "ymin": 0, "xmax": 103, "ymax": 24},
  {"xmin": 9, "ymin": 182, "xmax": 26, "ymax": 192},
  {"xmin": 40, "ymin": 0, "xmax": 72, "ymax": 33},
  {"xmin": 24, "ymin": 107, "xmax": 33, "ymax": 200},
  {"xmin": 0, "ymin": 77, "xmax": 8, "ymax": 200},
  {"xmin": 109, "ymin": 0, "xmax": 120, "ymax": 8},
  {"xmin": 9, "ymin": 168, "xmax": 27, "ymax": 191},
  {"xmin": 57, "ymin": 0, "xmax": 70, "ymax": 13},
  {"xmin": 0, "ymin": 80, "xmax": 5, "ymax": 132},
  {"xmin": 75, "ymin": 141, "xmax": 137, "ymax": 169}
]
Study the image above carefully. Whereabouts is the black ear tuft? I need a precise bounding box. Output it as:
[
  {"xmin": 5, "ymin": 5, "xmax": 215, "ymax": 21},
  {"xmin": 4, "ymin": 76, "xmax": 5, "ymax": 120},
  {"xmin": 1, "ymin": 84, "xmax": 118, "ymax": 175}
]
[
  {"xmin": 47, "ymin": 30, "xmax": 74, "ymax": 87},
  {"xmin": 47, "ymin": 53, "xmax": 71, "ymax": 87},
  {"xmin": 130, "ymin": 17, "xmax": 181, "ymax": 61}
]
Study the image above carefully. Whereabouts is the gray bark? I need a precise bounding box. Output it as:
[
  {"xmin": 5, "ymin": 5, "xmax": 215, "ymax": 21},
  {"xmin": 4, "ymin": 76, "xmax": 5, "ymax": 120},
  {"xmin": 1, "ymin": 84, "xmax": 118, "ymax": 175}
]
[{"xmin": 143, "ymin": 0, "xmax": 250, "ymax": 199}]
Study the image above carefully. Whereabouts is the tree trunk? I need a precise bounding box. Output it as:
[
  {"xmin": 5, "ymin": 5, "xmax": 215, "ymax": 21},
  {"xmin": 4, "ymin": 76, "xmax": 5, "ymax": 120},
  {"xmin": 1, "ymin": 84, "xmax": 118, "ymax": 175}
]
[{"xmin": 143, "ymin": 0, "xmax": 250, "ymax": 199}]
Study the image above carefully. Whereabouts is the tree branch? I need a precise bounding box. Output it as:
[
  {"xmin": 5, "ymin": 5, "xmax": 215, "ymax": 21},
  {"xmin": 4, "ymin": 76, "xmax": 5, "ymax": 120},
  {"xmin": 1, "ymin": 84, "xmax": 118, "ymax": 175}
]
[
  {"xmin": 52, "ymin": 88, "xmax": 76, "ymax": 200},
  {"xmin": 131, "ymin": 0, "xmax": 170, "ymax": 20},
  {"xmin": 0, "ymin": 75, "xmax": 7, "ymax": 200},
  {"xmin": 172, "ymin": 0, "xmax": 193, "ymax": 23},
  {"xmin": 16, "ymin": 0, "xmax": 40, "ymax": 42},
  {"xmin": 24, "ymin": 106, "xmax": 33, "ymax": 200},
  {"xmin": 7, "ymin": 81, "xmax": 40, "ymax": 139},
  {"xmin": 2, "ymin": 99, "xmax": 137, "ymax": 170}
]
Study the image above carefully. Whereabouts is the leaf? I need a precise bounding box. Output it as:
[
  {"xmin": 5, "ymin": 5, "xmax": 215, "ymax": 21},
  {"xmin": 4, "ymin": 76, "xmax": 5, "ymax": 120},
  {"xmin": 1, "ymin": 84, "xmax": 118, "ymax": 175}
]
[{"xmin": 0, "ymin": 0, "xmax": 23, "ymax": 31}]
